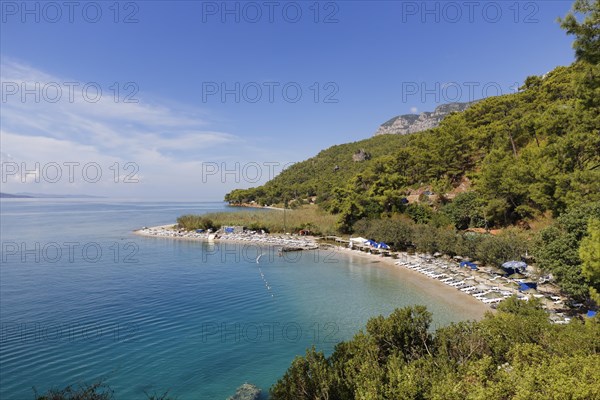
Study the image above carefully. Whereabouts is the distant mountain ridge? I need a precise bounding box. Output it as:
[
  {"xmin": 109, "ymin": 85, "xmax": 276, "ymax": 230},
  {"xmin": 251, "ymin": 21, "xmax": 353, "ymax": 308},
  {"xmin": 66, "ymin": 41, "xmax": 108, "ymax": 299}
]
[
  {"xmin": 374, "ymin": 101, "xmax": 475, "ymax": 136},
  {"xmin": 0, "ymin": 192, "xmax": 33, "ymax": 198}
]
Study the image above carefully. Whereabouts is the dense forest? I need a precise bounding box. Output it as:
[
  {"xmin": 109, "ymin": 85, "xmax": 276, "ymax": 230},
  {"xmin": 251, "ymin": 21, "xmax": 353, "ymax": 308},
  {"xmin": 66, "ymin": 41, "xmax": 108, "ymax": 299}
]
[
  {"xmin": 226, "ymin": 59, "xmax": 599, "ymax": 232},
  {"xmin": 226, "ymin": 1, "xmax": 600, "ymax": 228}
]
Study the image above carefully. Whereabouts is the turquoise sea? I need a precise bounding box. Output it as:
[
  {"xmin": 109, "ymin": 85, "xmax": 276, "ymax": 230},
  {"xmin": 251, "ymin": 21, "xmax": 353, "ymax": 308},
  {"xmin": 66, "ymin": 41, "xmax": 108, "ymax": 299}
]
[{"xmin": 0, "ymin": 200, "xmax": 482, "ymax": 399}]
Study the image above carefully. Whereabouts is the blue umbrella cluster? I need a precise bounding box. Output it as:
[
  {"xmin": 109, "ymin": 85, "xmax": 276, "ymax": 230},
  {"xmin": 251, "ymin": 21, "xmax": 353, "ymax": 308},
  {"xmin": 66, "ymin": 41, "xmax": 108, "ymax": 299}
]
[{"xmin": 364, "ymin": 239, "xmax": 390, "ymax": 250}]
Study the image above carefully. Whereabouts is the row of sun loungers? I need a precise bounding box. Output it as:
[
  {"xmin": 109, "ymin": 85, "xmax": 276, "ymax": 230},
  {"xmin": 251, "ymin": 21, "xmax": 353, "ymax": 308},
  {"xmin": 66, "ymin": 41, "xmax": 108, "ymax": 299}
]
[
  {"xmin": 393, "ymin": 256, "xmax": 572, "ymax": 322},
  {"xmin": 394, "ymin": 258, "xmax": 515, "ymax": 306}
]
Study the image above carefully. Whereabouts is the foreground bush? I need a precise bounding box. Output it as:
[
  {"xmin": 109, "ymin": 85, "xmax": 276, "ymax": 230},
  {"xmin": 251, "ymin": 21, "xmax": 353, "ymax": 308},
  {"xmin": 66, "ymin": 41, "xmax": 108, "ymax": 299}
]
[{"xmin": 271, "ymin": 298, "xmax": 600, "ymax": 399}]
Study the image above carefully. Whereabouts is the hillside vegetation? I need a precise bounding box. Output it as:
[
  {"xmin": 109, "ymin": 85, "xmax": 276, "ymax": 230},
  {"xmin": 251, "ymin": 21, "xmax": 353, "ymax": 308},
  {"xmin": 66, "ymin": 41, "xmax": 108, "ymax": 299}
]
[{"xmin": 227, "ymin": 60, "xmax": 599, "ymax": 231}]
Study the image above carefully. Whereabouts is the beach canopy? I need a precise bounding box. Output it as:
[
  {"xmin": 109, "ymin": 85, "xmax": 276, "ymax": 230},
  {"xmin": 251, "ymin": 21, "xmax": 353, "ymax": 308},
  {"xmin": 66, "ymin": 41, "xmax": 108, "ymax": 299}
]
[
  {"xmin": 518, "ymin": 282, "xmax": 537, "ymax": 291},
  {"xmin": 587, "ymin": 310, "xmax": 597, "ymax": 318},
  {"xmin": 365, "ymin": 239, "xmax": 379, "ymax": 247},
  {"xmin": 349, "ymin": 237, "xmax": 368, "ymax": 244},
  {"xmin": 502, "ymin": 261, "xmax": 527, "ymax": 271},
  {"xmin": 378, "ymin": 242, "xmax": 390, "ymax": 250}
]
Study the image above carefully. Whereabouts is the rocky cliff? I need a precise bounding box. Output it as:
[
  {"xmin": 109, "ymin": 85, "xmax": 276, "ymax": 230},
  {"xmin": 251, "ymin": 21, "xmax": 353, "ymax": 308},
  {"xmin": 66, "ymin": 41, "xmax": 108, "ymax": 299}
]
[{"xmin": 374, "ymin": 101, "xmax": 474, "ymax": 136}]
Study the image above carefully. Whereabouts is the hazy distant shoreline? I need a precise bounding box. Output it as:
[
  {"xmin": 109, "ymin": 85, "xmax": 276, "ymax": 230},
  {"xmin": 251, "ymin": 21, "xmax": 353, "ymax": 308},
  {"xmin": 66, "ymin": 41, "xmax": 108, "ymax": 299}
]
[{"xmin": 0, "ymin": 192, "xmax": 106, "ymax": 199}]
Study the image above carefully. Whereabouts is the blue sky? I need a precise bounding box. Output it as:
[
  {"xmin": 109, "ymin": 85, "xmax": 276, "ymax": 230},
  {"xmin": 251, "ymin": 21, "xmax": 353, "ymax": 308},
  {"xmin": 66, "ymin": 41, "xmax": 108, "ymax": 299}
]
[{"xmin": 0, "ymin": 1, "xmax": 576, "ymax": 199}]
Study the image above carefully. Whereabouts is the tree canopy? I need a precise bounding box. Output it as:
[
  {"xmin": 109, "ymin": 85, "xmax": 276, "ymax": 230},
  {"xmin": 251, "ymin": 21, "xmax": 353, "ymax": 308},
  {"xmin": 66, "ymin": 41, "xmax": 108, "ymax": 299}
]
[{"xmin": 270, "ymin": 302, "xmax": 600, "ymax": 400}]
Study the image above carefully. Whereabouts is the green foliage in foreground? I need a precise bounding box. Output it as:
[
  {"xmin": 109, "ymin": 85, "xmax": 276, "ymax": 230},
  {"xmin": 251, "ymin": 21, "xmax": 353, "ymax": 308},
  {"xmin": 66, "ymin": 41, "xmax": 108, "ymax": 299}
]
[{"xmin": 271, "ymin": 300, "xmax": 600, "ymax": 400}]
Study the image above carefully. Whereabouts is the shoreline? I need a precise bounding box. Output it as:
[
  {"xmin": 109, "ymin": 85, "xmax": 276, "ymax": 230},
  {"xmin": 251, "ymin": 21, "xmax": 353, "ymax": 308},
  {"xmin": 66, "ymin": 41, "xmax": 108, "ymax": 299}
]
[
  {"xmin": 134, "ymin": 224, "xmax": 318, "ymax": 248},
  {"xmin": 332, "ymin": 246, "xmax": 490, "ymax": 318},
  {"xmin": 227, "ymin": 203, "xmax": 285, "ymax": 211},
  {"xmin": 134, "ymin": 225, "xmax": 576, "ymax": 323},
  {"xmin": 134, "ymin": 225, "xmax": 495, "ymax": 318}
]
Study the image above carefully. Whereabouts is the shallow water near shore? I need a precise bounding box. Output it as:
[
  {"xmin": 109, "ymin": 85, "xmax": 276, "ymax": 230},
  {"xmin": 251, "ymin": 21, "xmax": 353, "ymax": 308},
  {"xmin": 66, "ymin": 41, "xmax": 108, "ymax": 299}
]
[{"xmin": 0, "ymin": 200, "xmax": 486, "ymax": 399}]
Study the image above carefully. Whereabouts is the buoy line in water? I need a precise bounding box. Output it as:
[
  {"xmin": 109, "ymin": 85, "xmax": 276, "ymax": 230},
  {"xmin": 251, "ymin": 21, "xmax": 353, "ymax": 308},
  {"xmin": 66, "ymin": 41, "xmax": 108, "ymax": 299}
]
[{"xmin": 256, "ymin": 254, "xmax": 274, "ymax": 298}]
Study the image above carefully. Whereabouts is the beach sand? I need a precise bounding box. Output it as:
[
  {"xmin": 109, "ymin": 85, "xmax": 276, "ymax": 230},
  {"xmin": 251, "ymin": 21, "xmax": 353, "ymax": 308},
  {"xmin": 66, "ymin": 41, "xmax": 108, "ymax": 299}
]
[
  {"xmin": 134, "ymin": 225, "xmax": 490, "ymax": 319},
  {"xmin": 331, "ymin": 246, "xmax": 490, "ymax": 319}
]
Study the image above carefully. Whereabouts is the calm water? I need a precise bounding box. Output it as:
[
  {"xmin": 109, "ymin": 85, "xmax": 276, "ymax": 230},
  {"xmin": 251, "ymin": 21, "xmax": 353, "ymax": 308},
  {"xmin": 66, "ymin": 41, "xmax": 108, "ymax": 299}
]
[{"xmin": 1, "ymin": 200, "xmax": 479, "ymax": 399}]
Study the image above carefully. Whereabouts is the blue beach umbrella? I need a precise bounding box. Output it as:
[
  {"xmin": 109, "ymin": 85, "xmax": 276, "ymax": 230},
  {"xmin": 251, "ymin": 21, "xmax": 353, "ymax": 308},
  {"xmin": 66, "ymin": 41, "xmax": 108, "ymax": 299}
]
[
  {"xmin": 502, "ymin": 261, "xmax": 527, "ymax": 271},
  {"xmin": 502, "ymin": 261, "xmax": 527, "ymax": 274},
  {"xmin": 365, "ymin": 239, "xmax": 378, "ymax": 247},
  {"xmin": 518, "ymin": 282, "xmax": 537, "ymax": 291}
]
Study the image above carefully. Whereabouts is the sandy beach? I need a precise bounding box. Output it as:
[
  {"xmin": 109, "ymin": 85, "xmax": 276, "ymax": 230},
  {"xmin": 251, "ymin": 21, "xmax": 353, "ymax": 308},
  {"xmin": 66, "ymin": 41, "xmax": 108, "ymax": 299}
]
[
  {"xmin": 134, "ymin": 225, "xmax": 498, "ymax": 318},
  {"xmin": 332, "ymin": 246, "xmax": 490, "ymax": 318}
]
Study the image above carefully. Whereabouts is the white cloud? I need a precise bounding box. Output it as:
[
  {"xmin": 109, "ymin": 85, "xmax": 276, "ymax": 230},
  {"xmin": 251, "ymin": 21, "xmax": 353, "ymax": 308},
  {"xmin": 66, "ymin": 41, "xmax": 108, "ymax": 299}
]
[
  {"xmin": 410, "ymin": 107, "xmax": 418, "ymax": 113},
  {"xmin": 0, "ymin": 59, "xmax": 282, "ymax": 199}
]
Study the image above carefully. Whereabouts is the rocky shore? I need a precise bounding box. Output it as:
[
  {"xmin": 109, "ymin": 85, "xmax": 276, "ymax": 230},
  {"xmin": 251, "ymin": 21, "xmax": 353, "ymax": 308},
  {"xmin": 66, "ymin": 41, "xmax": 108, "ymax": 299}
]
[
  {"xmin": 135, "ymin": 225, "xmax": 318, "ymax": 249},
  {"xmin": 227, "ymin": 383, "xmax": 261, "ymax": 400}
]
